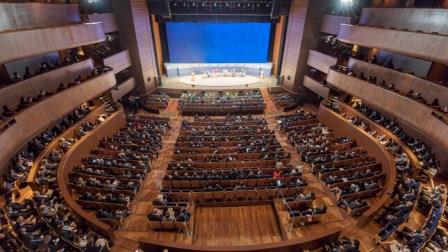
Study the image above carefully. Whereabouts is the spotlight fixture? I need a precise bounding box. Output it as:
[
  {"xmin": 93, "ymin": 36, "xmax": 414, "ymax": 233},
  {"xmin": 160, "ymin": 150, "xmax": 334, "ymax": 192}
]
[{"xmin": 340, "ymin": 0, "xmax": 354, "ymax": 6}]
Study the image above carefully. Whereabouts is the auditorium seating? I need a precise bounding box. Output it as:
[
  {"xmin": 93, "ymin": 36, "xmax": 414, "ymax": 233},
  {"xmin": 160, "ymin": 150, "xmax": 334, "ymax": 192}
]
[
  {"xmin": 162, "ymin": 115, "xmax": 295, "ymax": 203},
  {"xmin": 142, "ymin": 92, "xmax": 170, "ymax": 113},
  {"xmin": 69, "ymin": 115, "xmax": 170, "ymax": 228},
  {"xmin": 396, "ymin": 185, "xmax": 447, "ymax": 251},
  {"xmin": 179, "ymin": 90, "xmax": 266, "ymax": 115},
  {"xmin": 0, "ymin": 95, "xmax": 118, "ymax": 252},
  {"xmin": 277, "ymin": 109, "xmax": 386, "ymax": 217},
  {"xmin": 0, "ymin": 66, "xmax": 113, "ymax": 126},
  {"xmin": 333, "ymin": 65, "xmax": 448, "ymax": 117},
  {"xmin": 351, "ymin": 101, "xmax": 440, "ymax": 178},
  {"xmin": 268, "ymin": 89, "xmax": 298, "ymax": 111},
  {"xmin": 0, "ymin": 50, "xmax": 82, "ymax": 90}
]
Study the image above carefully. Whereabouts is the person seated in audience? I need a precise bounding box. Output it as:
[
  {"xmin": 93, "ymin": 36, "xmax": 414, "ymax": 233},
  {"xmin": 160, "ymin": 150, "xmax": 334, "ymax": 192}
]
[
  {"xmin": 273, "ymin": 168, "xmax": 282, "ymax": 179},
  {"xmin": 17, "ymin": 96, "xmax": 32, "ymax": 110},
  {"xmin": 57, "ymin": 83, "xmax": 66, "ymax": 92},
  {"xmin": 1, "ymin": 105, "xmax": 15, "ymax": 119},
  {"xmin": 12, "ymin": 72, "xmax": 22, "ymax": 82},
  {"xmin": 59, "ymin": 138, "xmax": 74, "ymax": 150},
  {"xmin": 431, "ymin": 98, "xmax": 440, "ymax": 108},
  {"xmin": 38, "ymin": 62, "xmax": 50, "ymax": 73},
  {"xmin": 23, "ymin": 67, "xmax": 32, "ymax": 79}
]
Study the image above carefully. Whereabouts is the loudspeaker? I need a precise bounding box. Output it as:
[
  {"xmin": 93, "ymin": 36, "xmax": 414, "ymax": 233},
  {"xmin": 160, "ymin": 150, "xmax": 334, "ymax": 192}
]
[
  {"xmin": 160, "ymin": 0, "xmax": 171, "ymax": 18},
  {"xmin": 271, "ymin": 0, "xmax": 280, "ymax": 19}
]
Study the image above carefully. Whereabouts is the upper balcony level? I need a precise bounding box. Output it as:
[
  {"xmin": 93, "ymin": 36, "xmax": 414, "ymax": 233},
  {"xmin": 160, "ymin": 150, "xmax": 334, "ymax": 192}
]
[
  {"xmin": 360, "ymin": 8, "xmax": 448, "ymax": 35},
  {"xmin": 303, "ymin": 75, "xmax": 329, "ymax": 99},
  {"xmin": 307, "ymin": 50, "xmax": 337, "ymax": 74},
  {"xmin": 337, "ymin": 24, "xmax": 448, "ymax": 65},
  {"xmin": 0, "ymin": 70, "xmax": 116, "ymax": 175},
  {"xmin": 326, "ymin": 68, "xmax": 448, "ymax": 154},
  {"xmin": 321, "ymin": 14, "xmax": 351, "ymax": 35},
  {"xmin": 112, "ymin": 77, "xmax": 136, "ymax": 101},
  {"xmin": 88, "ymin": 13, "xmax": 117, "ymax": 34},
  {"xmin": 103, "ymin": 50, "xmax": 132, "ymax": 74},
  {"xmin": 0, "ymin": 59, "xmax": 94, "ymax": 112},
  {"xmin": 348, "ymin": 57, "xmax": 448, "ymax": 108},
  {"xmin": 0, "ymin": 2, "xmax": 80, "ymax": 32},
  {"xmin": 0, "ymin": 22, "xmax": 105, "ymax": 65}
]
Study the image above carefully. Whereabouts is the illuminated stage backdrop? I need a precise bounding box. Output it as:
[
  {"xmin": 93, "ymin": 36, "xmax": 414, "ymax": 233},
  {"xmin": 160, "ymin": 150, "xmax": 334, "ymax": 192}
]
[{"xmin": 165, "ymin": 22, "xmax": 272, "ymax": 63}]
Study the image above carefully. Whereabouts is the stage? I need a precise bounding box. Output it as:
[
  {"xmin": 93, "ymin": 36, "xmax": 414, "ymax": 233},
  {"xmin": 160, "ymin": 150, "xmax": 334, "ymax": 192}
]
[{"xmin": 161, "ymin": 74, "xmax": 278, "ymax": 90}]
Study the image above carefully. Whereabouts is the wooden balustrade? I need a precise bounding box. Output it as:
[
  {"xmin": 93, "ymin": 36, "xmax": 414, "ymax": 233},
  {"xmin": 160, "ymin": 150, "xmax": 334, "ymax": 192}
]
[
  {"xmin": 138, "ymin": 226, "xmax": 341, "ymax": 252},
  {"xmin": 307, "ymin": 50, "xmax": 337, "ymax": 74},
  {"xmin": 327, "ymin": 69, "xmax": 448, "ymax": 160},
  {"xmin": 87, "ymin": 13, "xmax": 117, "ymax": 34},
  {"xmin": 303, "ymin": 76, "xmax": 330, "ymax": 99},
  {"xmin": 321, "ymin": 14, "xmax": 352, "ymax": 35},
  {"xmin": 336, "ymin": 101, "xmax": 422, "ymax": 176},
  {"xmin": 103, "ymin": 50, "xmax": 131, "ymax": 74},
  {"xmin": 337, "ymin": 24, "xmax": 448, "ymax": 64},
  {"xmin": 348, "ymin": 58, "xmax": 448, "ymax": 108},
  {"xmin": 0, "ymin": 71, "xmax": 116, "ymax": 175},
  {"xmin": 0, "ymin": 2, "xmax": 80, "ymax": 32},
  {"xmin": 112, "ymin": 77, "xmax": 136, "ymax": 101},
  {"xmin": 360, "ymin": 8, "xmax": 448, "ymax": 35},
  {"xmin": 0, "ymin": 59, "xmax": 94, "ymax": 111},
  {"xmin": 57, "ymin": 108, "xmax": 126, "ymax": 239},
  {"xmin": 26, "ymin": 104, "xmax": 107, "ymax": 185},
  {"xmin": 317, "ymin": 103, "xmax": 396, "ymax": 227},
  {"xmin": 0, "ymin": 22, "xmax": 105, "ymax": 64}
]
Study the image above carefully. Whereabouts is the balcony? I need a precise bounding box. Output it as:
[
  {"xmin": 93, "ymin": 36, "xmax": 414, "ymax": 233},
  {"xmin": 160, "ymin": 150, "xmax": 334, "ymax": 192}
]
[
  {"xmin": 0, "ymin": 59, "xmax": 94, "ymax": 110},
  {"xmin": 321, "ymin": 14, "xmax": 351, "ymax": 35},
  {"xmin": 88, "ymin": 13, "xmax": 117, "ymax": 34},
  {"xmin": 0, "ymin": 2, "xmax": 80, "ymax": 32},
  {"xmin": 0, "ymin": 23, "xmax": 105, "ymax": 64},
  {"xmin": 303, "ymin": 76, "xmax": 329, "ymax": 99},
  {"xmin": 307, "ymin": 50, "xmax": 337, "ymax": 74},
  {"xmin": 0, "ymin": 70, "xmax": 116, "ymax": 173},
  {"xmin": 348, "ymin": 58, "xmax": 448, "ymax": 108},
  {"xmin": 112, "ymin": 77, "xmax": 136, "ymax": 101},
  {"xmin": 360, "ymin": 8, "xmax": 448, "ymax": 35},
  {"xmin": 337, "ymin": 24, "xmax": 448, "ymax": 64},
  {"xmin": 103, "ymin": 50, "xmax": 132, "ymax": 74},
  {"xmin": 327, "ymin": 69, "xmax": 448, "ymax": 151}
]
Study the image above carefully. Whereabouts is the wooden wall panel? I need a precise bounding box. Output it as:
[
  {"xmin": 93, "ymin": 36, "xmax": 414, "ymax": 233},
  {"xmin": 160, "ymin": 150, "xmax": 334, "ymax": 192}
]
[
  {"xmin": 318, "ymin": 104, "xmax": 396, "ymax": 227},
  {"xmin": 112, "ymin": 0, "xmax": 158, "ymax": 93},
  {"xmin": 151, "ymin": 15, "xmax": 164, "ymax": 76},
  {"xmin": 271, "ymin": 16, "xmax": 285, "ymax": 76},
  {"xmin": 307, "ymin": 50, "xmax": 337, "ymax": 74},
  {"xmin": 0, "ymin": 3, "xmax": 80, "ymax": 32},
  {"xmin": 112, "ymin": 77, "xmax": 136, "ymax": 101},
  {"xmin": 88, "ymin": 13, "xmax": 117, "ymax": 34},
  {"xmin": 360, "ymin": 8, "xmax": 448, "ymax": 35},
  {"xmin": 0, "ymin": 23, "xmax": 105, "ymax": 64},
  {"xmin": 139, "ymin": 227, "xmax": 341, "ymax": 252},
  {"xmin": 303, "ymin": 76, "xmax": 330, "ymax": 98},
  {"xmin": 0, "ymin": 59, "xmax": 94, "ymax": 111},
  {"xmin": 280, "ymin": 0, "xmax": 330, "ymax": 92},
  {"xmin": 0, "ymin": 71, "xmax": 116, "ymax": 174},
  {"xmin": 320, "ymin": 15, "xmax": 351, "ymax": 35},
  {"xmin": 103, "ymin": 50, "xmax": 131, "ymax": 74},
  {"xmin": 326, "ymin": 69, "xmax": 448, "ymax": 157},
  {"xmin": 337, "ymin": 24, "xmax": 448, "ymax": 64},
  {"xmin": 348, "ymin": 58, "xmax": 448, "ymax": 107}
]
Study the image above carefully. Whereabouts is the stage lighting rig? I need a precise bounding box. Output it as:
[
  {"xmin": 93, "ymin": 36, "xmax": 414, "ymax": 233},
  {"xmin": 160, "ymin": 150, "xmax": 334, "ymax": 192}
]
[{"xmin": 340, "ymin": 0, "xmax": 354, "ymax": 6}]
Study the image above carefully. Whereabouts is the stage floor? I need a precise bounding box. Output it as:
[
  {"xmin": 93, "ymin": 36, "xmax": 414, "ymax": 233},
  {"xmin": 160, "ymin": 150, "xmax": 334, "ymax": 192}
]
[{"xmin": 162, "ymin": 74, "xmax": 278, "ymax": 90}]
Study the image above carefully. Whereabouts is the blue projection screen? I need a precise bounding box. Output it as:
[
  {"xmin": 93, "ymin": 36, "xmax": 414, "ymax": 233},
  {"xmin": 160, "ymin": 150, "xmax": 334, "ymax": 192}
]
[{"xmin": 165, "ymin": 22, "xmax": 272, "ymax": 63}]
